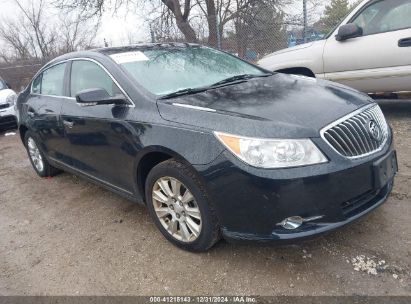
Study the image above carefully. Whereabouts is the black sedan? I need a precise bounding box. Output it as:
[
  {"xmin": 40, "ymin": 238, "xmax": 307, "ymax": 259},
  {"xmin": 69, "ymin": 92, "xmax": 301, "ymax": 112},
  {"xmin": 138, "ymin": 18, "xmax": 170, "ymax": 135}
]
[{"xmin": 16, "ymin": 43, "xmax": 397, "ymax": 251}]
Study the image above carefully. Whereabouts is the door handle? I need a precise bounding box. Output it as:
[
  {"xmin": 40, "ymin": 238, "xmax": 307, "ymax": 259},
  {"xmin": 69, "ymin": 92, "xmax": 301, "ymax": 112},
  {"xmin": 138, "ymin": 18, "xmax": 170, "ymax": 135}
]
[
  {"xmin": 398, "ymin": 37, "xmax": 411, "ymax": 47},
  {"xmin": 63, "ymin": 120, "xmax": 74, "ymax": 128}
]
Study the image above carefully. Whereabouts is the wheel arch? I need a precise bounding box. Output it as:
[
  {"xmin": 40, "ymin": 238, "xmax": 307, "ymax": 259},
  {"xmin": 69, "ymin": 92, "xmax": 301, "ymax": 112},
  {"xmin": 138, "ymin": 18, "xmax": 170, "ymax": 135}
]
[
  {"xmin": 135, "ymin": 146, "xmax": 193, "ymax": 203},
  {"xmin": 19, "ymin": 124, "xmax": 29, "ymax": 144},
  {"xmin": 276, "ymin": 67, "xmax": 316, "ymax": 78}
]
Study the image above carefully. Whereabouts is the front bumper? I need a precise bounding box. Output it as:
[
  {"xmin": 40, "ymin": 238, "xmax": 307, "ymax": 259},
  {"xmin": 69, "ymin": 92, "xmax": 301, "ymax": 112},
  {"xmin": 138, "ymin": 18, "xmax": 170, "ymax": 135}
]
[
  {"xmin": 195, "ymin": 137, "xmax": 397, "ymax": 243},
  {"xmin": 0, "ymin": 104, "xmax": 17, "ymax": 130},
  {"xmin": 223, "ymin": 181, "xmax": 393, "ymax": 242}
]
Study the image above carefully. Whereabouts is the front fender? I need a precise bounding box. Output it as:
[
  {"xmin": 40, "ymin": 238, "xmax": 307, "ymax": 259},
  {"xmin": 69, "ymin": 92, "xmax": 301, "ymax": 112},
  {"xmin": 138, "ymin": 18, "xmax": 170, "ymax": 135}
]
[
  {"xmin": 258, "ymin": 40, "xmax": 326, "ymax": 75},
  {"xmin": 129, "ymin": 122, "xmax": 225, "ymax": 200},
  {"xmin": 134, "ymin": 123, "xmax": 225, "ymax": 166}
]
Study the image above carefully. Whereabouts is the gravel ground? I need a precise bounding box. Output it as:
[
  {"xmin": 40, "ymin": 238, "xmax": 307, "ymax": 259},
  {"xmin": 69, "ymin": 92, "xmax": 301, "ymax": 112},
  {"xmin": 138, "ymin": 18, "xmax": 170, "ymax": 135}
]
[{"xmin": 0, "ymin": 100, "xmax": 410, "ymax": 296}]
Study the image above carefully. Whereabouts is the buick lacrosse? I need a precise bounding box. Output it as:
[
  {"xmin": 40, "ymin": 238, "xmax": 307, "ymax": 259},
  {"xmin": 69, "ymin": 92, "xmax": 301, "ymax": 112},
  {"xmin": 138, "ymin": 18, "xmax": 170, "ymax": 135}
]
[{"xmin": 17, "ymin": 44, "xmax": 397, "ymax": 251}]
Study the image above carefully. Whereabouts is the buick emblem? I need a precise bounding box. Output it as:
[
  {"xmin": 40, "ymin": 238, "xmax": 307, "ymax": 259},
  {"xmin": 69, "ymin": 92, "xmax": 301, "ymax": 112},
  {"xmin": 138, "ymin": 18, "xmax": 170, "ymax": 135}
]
[{"xmin": 368, "ymin": 120, "xmax": 382, "ymax": 142}]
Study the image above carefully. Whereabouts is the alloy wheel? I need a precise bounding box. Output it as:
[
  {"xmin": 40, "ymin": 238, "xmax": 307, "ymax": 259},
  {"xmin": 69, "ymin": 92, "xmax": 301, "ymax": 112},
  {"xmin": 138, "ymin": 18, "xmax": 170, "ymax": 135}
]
[
  {"xmin": 27, "ymin": 137, "xmax": 44, "ymax": 172},
  {"xmin": 152, "ymin": 176, "xmax": 202, "ymax": 243}
]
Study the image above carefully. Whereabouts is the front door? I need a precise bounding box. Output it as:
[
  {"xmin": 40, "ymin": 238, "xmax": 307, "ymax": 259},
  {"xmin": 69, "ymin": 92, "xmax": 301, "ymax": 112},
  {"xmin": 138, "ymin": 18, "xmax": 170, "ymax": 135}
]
[
  {"xmin": 323, "ymin": 0, "xmax": 411, "ymax": 93},
  {"xmin": 60, "ymin": 59, "xmax": 138, "ymax": 193}
]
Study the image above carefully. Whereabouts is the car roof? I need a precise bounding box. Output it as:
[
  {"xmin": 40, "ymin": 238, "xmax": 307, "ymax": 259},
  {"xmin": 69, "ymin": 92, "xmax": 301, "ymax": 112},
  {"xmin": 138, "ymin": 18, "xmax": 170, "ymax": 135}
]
[
  {"xmin": 95, "ymin": 42, "xmax": 201, "ymax": 55},
  {"xmin": 42, "ymin": 42, "xmax": 202, "ymax": 70}
]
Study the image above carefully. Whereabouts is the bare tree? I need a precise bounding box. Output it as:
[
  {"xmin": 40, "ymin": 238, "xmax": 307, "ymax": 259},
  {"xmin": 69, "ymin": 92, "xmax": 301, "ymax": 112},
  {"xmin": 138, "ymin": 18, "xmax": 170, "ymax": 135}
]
[
  {"xmin": 57, "ymin": 0, "xmax": 199, "ymax": 42},
  {"xmin": 0, "ymin": 0, "xmax": 99, "ymax": 62},
  {"xmin": 59, "ymin": 13, "xmax": 99, "ymax": 53},
  {"xmin": 161, "ymin": 0, "xmax": 198, "ymax": 42},
  {"xmin": 14, "ymin": 0, "xmax": 60, "ymax": 58},
  {"xmin": 0, "ymin": 16, "xmax": 31, "ymax": 59}
]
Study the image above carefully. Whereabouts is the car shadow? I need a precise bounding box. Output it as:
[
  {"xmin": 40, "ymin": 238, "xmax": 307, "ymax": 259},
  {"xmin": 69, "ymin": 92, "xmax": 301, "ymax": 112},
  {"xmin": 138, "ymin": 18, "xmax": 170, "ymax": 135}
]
[{"xmin": 0, "ymin": 127, "xmax": 18, "ymax": 137}]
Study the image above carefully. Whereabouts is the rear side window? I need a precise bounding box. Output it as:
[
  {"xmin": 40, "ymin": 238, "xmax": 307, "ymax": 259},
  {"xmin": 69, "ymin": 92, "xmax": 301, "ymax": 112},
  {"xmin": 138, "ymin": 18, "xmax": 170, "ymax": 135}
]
[
  {"xmin": 40, "ymin": 63, "xmax": 67, "ymax": 96},
  {"xmin": 70, "ymin": 60, "xmax": 121, "ymax": 97}
]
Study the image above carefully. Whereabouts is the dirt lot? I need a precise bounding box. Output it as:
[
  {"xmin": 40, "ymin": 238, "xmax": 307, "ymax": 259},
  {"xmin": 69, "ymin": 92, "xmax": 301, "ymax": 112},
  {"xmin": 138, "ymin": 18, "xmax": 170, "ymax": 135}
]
[{"xmin": 0, "ymin": 100, "xmax": 410, "ymax": 296}]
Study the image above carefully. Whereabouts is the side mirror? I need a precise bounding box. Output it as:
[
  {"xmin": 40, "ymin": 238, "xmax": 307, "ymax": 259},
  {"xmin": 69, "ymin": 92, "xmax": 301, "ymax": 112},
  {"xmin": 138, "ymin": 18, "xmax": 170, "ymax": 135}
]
[
  {"xmin": 336, "ymin": 23, "xmax": 363, "ymax": 41},
  {"xmin": 6, "ymin": 82, "xmax": 12, "ymax": 89},
  {"xmin": 75, "ymin": 88, "xmax": 127, "ymax": 106}
]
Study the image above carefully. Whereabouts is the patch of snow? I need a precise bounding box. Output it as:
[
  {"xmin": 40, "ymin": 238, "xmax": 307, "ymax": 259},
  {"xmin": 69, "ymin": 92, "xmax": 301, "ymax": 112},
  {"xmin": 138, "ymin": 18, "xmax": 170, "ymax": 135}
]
[{"xmin": 351, "ymin": 255, "xmax": 387, "ymax": 275}]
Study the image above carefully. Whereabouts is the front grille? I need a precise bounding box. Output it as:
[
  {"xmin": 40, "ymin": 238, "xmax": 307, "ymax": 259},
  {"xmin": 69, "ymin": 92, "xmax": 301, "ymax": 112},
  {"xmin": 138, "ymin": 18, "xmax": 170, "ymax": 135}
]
[
  {"xmin": 0, "ymin": 103, "xmax": 10, "ymax": 110},
  {"xmin": 341, "ymin": 182, "xmax": 390, "ymax": 217},
  {"xmin": 0, "ymin": 115, "xmax": 17, "ymax": 128},
  {"xmin": 341, "ymin": 190, "xmax": 378, "ymax": 216},
  {"xmin": 322, "ymin": 105, "xmax": 389, "ymax": 158}
]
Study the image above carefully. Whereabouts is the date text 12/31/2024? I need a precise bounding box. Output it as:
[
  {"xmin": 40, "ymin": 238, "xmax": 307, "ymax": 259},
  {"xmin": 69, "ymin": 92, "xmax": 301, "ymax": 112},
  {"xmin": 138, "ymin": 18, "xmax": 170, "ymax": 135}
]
[{"xmin": 149, "ymin": 296, "xmax": 258, "ymax": 303}]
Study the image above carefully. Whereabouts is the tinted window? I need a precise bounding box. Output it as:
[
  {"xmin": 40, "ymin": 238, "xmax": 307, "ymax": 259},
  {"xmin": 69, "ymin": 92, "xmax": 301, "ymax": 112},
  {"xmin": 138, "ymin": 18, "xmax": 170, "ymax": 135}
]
[
  {"xmin": 41, "ymin": 63, "xmax": 67, "ymax": 96},
  {"xmin": 113, "ymin": 47, "xmax": 265, "ymax": 95},
  {"xmin": 353, "ymin": 0, "xmax": 411, "ymax": 35},
  {"xmin": 32, "ymin": 74, "xmax": 42, "ymax": 94},
  {"xmin": 70, "ymin": 60, "xmax": 120, "ymax": 97}
]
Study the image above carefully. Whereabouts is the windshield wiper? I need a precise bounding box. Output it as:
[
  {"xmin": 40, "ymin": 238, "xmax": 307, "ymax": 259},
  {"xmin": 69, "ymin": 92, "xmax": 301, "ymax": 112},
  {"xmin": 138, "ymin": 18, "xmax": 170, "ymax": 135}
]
[
  {"xmin": 211, "ymin": 73, "xmax": 272, "ymax": 87},
  {"xmin": 159, "ymin": 87, "xmax": 209, "ymax": 100},
  {"xmin": 159, "ymin": 73, "xmax": 272, "ymax": 100}
]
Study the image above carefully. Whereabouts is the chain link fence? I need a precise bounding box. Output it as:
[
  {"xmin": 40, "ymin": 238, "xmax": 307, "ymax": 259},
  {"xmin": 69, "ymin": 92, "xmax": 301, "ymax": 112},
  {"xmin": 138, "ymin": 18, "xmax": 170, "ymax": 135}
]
[
  {"xmin": 0, "ymin": 0, "xmax": 354, "ymax": 90},
  {"xmin": 148, "ymin": 0, "xmax": 353, "ymax": 62},
  {"xmin": 0, "ymin": 60, "xmax": 44, "ymax": 91}
]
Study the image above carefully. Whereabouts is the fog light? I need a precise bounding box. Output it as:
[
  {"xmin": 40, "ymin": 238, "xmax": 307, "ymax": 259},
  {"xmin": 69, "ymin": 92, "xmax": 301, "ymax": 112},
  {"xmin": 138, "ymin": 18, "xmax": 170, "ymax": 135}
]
[
  {"xmin": 277, "ymin": 215, "xmax": 324, "ymax": 230},
  {"xmin": 277, "ymin": 216, "xmax": 304, "ymax": 230}
]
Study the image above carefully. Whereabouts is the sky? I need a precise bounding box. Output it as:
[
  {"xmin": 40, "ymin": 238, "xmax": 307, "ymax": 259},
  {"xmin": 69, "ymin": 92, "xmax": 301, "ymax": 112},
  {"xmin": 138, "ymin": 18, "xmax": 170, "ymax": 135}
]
[
  {"xmin": 95, "ymin": 5, "xmax": 148, "ymax": 46},
  {"xmin": 0, "ymin": 0, "xmax": 148, "ymax": 49}
]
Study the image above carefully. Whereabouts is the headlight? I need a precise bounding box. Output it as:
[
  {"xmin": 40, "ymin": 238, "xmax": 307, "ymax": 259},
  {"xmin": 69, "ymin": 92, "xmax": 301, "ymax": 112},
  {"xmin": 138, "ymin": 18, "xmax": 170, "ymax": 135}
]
[
  {"xmin": 214, "ymin": 132, "xmax": 328, "ymax": 168},
  {"xmin": 6, "ymin": 93, "xmax": 17, "ymax": 106}
]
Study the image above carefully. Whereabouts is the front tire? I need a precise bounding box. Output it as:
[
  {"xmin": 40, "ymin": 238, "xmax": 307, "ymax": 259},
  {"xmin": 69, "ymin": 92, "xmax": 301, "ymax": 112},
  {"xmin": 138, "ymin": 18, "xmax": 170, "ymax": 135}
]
[
  {"xmin": 24, "ymin": 131, "xmax": 60, "ymax": 177},
  {"xmin": 145, "ymin": 160, "xmax": 220, "ymax": 252}
]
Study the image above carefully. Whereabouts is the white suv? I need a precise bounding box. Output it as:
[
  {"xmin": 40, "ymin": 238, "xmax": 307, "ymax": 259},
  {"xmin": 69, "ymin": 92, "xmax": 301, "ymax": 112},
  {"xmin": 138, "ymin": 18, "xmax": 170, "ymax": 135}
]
[
  {"xmin": 0, "ymin": 77, "xmax": 17, "ymax": 131},
  {"xmin": 258, "ymin": 0, "xmax": 411, "ymax": 94}
]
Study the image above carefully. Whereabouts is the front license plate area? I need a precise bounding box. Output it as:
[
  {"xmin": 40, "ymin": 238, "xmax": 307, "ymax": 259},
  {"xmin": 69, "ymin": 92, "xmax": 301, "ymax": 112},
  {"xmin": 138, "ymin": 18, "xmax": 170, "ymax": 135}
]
[{"xmin": 373, "ymin": 150, "xmax": 398, "ymax": 188}]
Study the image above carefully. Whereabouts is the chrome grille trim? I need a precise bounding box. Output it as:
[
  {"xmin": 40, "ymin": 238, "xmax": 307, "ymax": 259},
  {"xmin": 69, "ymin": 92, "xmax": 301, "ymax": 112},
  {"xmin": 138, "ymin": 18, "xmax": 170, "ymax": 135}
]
[{"xmin": 320, "ymin": 104, "xmax": 389, "ymax": 159}]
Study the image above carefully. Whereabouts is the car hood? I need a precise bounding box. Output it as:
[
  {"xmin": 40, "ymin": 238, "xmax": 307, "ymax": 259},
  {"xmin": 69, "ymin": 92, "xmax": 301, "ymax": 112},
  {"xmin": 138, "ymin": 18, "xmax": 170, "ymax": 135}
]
[
  {"xmin": 0, "ymin": 89, "xmax": 15, "ymax": 103},
  {"xmin": 261, "ymin": 40, "xmax": 323, "ymax": 58},
  {"xmin": 156, "ymin": 73, "xmax": 373, "ymax": 138}
]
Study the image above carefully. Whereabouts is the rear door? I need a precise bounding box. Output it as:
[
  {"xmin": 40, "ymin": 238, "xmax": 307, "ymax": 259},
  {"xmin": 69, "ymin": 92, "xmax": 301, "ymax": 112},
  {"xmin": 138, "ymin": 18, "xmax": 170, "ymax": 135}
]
[
  {"xmin": 323, "ymin": 0, "xmax": 411, "ymax": 93},
  {"xmin": 25, "ymin": 62, "xmax": 69, "ymax": 161},
  {"xmin": 60, "ymin": 59, "xmax": 137, "ymax": 193}
]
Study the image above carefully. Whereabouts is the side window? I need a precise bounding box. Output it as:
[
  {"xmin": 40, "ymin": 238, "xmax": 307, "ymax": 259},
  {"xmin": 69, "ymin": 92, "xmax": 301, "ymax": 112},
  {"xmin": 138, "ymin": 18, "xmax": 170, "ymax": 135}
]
[
  {"xmin": 32, "ymin": 74, "xmax": 42, "ymax": 94},
  {"xmin": 41, "ymin": 63, "xmax": 67, "ymax": 96},
  {"xmin": 379, "ymin": 2, "xmax": 411, "ymax": 32},
  {"xmin": 70, "ymin": 60, "xmax": 121, "ymax": 97},
  {"xmin": 352, "ymin": 6, "xmax": 379, "ymax": 34},
  {"xmin": 352, "ymin": 0, "xmax": 411, "ymax": 36}
]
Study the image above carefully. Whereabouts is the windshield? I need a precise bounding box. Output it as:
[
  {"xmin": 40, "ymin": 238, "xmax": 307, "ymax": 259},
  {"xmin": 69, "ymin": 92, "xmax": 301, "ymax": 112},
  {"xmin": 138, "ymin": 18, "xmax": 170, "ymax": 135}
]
[
  {"xmin": 112, "ymin": 46, "xmax": 266, "ymax": 95},
  {"xmin": 0, "ymin": 79, "xmax": 7, "ymax": 91}
]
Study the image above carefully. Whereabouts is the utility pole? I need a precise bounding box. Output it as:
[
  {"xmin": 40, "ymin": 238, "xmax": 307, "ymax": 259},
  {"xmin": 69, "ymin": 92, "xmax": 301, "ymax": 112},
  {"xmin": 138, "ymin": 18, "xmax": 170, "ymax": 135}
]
[
  {"xmin": 216, "ymin": 14, "xmax": 222, "ymax": 50},
  {"xmin": 150, "ymin": 24, "xmax": 155, "ymax": 43},
  {"xmin": 303, "ymin": 0, "xmax": 308, "ymax": 43}
]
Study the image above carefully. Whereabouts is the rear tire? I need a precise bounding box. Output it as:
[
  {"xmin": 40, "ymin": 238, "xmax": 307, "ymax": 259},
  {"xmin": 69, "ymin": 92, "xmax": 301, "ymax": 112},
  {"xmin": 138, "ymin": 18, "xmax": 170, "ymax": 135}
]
[
  {"xmin": 145, "ymin": 159, "xmax": 220, "ymax": 252},
  {"xmin": 24, "ymin": 131, "xmax": 61, "ymax": 177}
]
